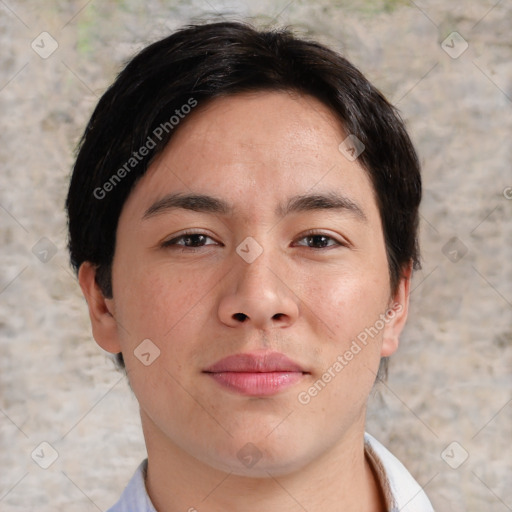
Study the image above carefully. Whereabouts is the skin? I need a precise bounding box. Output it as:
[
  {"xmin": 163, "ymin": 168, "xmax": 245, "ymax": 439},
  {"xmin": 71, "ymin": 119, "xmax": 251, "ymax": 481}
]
[{"xmin": 79, "ymin": 91, "xmax": 411, "ymax": 512}]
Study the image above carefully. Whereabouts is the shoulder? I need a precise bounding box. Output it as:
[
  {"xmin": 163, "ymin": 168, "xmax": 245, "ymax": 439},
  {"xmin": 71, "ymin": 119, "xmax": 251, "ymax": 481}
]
[{"xmin": 106, "ymin": 459, "xmax": 157, "ymax": 512}]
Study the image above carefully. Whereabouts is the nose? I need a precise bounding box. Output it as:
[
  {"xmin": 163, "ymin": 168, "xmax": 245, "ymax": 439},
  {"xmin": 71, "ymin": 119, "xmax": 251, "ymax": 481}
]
[{"xmin": 217, "ymin": 249, "xmax": 300, "ymax": 330}]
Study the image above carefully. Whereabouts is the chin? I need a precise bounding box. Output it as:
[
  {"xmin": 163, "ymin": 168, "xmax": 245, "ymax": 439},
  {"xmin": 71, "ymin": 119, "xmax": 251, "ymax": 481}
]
[{"xmin": 203, "ymin": 438, "xmax": 314, "ymax": 478}]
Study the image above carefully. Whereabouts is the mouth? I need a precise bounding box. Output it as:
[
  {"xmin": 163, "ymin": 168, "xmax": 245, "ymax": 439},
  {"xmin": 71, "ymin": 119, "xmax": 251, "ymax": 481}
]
[{"xmin": 203, "ymin": 351, "xmax": 309, "ymax": 397}]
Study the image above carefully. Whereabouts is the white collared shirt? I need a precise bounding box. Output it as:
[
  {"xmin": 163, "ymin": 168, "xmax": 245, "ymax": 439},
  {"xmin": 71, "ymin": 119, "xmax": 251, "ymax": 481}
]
[{"xmin": 107, "ymin": 432, "xmax": 434, "ymax": 511}]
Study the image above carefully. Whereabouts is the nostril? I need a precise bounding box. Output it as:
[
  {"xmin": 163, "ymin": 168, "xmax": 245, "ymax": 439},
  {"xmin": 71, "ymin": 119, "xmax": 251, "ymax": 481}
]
[{"xmin": 233, "ymin": 312, "xmax": 247, "ymax": 322}]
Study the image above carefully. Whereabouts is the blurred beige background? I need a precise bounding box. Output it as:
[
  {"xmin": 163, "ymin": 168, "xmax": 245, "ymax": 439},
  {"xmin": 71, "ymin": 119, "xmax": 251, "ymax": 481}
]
[{"xmin": 1, "ymin": 0, "xmax": 511, "ymax": 510}]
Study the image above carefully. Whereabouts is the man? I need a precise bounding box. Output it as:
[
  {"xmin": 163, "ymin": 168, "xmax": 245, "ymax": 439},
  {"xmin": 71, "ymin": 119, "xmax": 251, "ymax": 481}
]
[{"xmin": 66, "ymin": 21, "xmax": 433, "ymax": 512}]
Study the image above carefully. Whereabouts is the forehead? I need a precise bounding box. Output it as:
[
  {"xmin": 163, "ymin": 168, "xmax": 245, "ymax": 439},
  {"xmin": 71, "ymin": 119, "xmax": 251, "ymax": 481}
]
[
  {"xmin": 121, "ymin": 91, "xmax": 379, "ymax": 223},
  {"xmin": 162, "ymin": 91, "xmax": 346, "ymax": 169}
]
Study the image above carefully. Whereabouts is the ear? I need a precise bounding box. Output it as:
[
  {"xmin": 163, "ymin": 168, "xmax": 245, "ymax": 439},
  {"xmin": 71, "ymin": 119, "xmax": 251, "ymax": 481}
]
[
  {"xmin": 78, "ymin": 262, "xmax": 122, "ymax": 354},
  {"xmin": 380, "ymin": 262, "xmax": 412, "ymax": 357}
]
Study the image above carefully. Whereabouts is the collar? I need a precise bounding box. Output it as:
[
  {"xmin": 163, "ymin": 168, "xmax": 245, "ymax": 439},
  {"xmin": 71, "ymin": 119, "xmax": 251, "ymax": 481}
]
[{"xmin": 364, "ymin": 432, "xmax": 434, "ymax": 511}]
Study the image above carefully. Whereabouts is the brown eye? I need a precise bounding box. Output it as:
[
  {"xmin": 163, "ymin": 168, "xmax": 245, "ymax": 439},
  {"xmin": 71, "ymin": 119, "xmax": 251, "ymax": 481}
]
[
  {"xmin": 162, "ymin": 232, "xmax": 218, "ymax": 249},
  {"xmin": 294, "ymin": 232, "xmax": 343, "ymax": 249}
]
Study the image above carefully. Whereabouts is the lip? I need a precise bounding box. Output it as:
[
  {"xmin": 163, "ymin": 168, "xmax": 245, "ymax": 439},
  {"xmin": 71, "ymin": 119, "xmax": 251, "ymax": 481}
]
[{"xmin": 203, "ymin": 352, "xmax": 308, "ymax": 397}]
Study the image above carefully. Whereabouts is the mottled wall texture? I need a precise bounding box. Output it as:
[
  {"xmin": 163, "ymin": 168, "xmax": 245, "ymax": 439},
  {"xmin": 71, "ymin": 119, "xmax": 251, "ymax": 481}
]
[{"xmin": 1, "ymin": 1, "xmax": 511, "ymax": 511}]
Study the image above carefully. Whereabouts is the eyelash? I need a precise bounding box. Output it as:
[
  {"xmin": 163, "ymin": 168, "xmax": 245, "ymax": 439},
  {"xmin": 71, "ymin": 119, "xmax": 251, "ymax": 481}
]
[{"xmin": 161, "ymin": 230, "xmax": 346, "ymax": 252}]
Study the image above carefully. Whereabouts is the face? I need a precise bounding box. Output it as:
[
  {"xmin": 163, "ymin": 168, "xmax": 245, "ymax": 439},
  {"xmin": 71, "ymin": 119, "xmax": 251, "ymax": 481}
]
[{"xmin": 82, "ymin": 91, "xmax": 409, "ymax": 477}]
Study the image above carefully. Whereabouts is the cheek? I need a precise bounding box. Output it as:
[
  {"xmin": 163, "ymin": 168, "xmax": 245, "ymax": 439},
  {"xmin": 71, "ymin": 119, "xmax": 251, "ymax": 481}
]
[
  {"xmin": 296, "ymin": 263, "xmax": 390, "ymax": 407},
  {"xmin": 112, "ymin": 260, "xmax": 223, "ymax": 397},
  {"xmin": 300, "ymin": 263, "xmax": 390, "ymax": 341},
  {"xmin": 115, "ymin": 265, "xmax": 205, "ymax": 407},
  {"xmin": 113, "ymin": 261, "xmax": 203, "ymax": 341}
]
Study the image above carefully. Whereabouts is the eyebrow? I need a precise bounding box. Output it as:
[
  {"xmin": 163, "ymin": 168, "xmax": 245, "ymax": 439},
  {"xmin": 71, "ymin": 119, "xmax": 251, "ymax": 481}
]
[
  {"xmin": 142, "ymin": 191, "xmax": 367, "ymax": 222},
  {"xmin": 278, "ymin": 192, "xmax": 367, "ymax": 221},
  {"xmin": 143, "ymin": 193, "xmax": 233, "ymax": 218}
]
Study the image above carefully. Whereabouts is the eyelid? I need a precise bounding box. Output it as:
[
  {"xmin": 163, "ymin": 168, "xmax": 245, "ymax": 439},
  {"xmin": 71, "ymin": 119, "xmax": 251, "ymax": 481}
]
[
  {"xmin": 293, "ymin": 229, "xmax": 350, "ymax": 248},
  {"xmin": 161, "ymin": 230, "xmax": 220, "ymax": 247}
]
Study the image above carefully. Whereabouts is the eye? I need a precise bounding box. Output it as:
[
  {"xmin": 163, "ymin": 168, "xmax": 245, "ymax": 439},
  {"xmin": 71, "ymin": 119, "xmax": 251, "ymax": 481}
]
[
  {"xmin": 161, "ymin": 231, "xmax": 219, "ymax": 250},
  {"xmin": 294, "ymin": 232, "xmax": 344, "ymax": 249}
]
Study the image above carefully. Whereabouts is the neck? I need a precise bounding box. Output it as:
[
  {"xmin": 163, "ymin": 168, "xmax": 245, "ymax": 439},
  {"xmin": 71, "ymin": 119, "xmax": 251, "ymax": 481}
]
[{"xmin": 141, "ymin": 413, "xmax": 385, "ymax": 512}]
